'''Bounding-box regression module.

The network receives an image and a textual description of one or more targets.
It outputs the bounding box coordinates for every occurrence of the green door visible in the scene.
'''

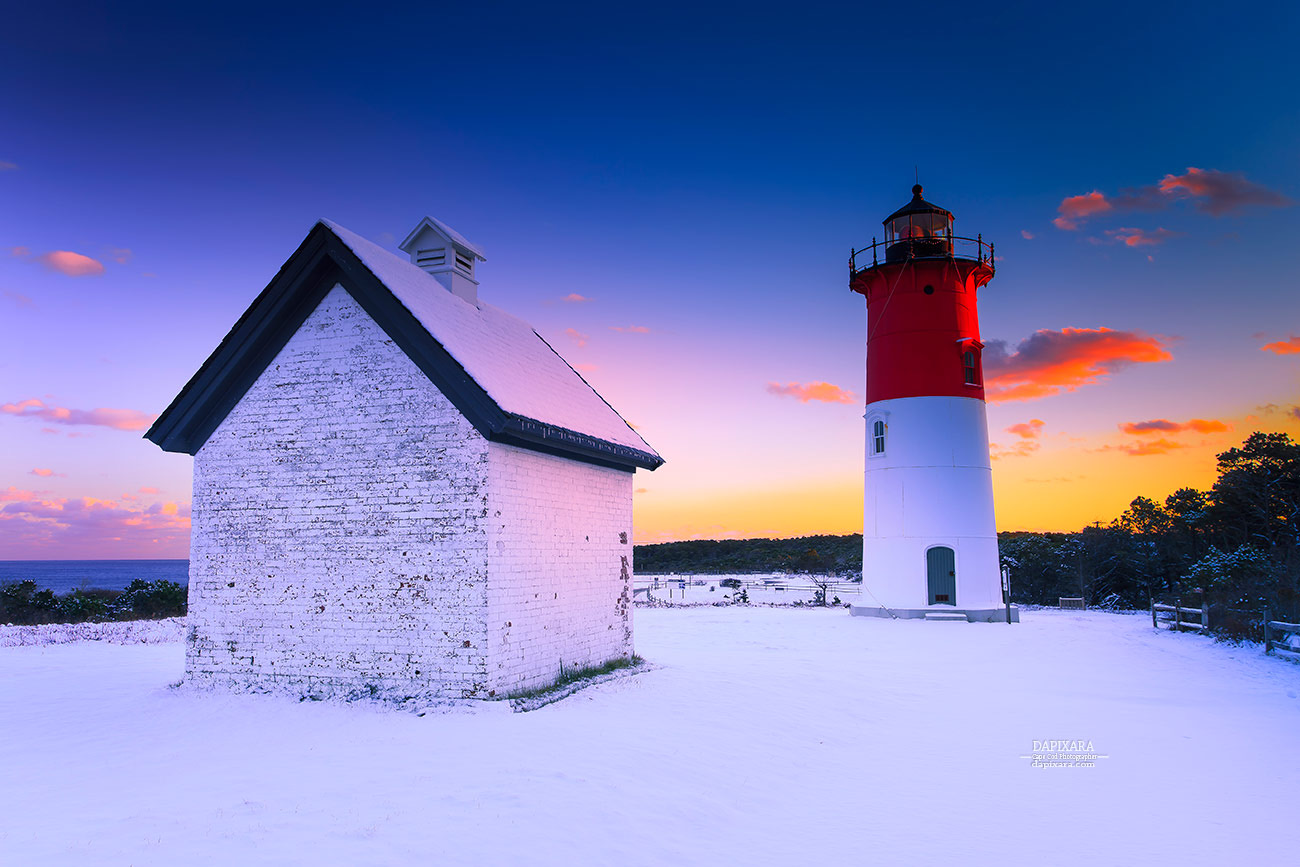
[927,546,956,606]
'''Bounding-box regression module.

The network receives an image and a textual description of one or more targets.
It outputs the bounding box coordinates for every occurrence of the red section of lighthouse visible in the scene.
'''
[847,185,1014,623]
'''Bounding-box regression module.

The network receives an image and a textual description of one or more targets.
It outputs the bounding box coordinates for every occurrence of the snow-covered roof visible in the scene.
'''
[145,220,661,471]
[398,215,486,261]
[322,220,652,457]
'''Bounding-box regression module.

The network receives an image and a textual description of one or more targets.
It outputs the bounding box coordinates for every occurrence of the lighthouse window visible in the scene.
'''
[963,351,979,385]
[872,420,886,455]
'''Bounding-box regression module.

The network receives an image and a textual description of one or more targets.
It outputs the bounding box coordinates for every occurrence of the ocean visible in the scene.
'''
[0,560,190,594]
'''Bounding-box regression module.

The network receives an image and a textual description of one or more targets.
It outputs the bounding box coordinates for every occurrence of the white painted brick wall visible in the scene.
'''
[485,443,634,693]
[188,285,492,700]
[187,283,639,702]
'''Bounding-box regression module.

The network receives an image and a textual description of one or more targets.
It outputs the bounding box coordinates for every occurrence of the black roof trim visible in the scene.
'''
[144,223,662,471]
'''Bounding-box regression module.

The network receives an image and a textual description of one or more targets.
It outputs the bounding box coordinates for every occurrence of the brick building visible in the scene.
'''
[146,216,662,701]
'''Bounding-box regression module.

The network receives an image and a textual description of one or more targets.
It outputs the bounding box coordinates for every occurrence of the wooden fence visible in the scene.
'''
[1151,597,1209,633]
[1264,617,1300,656]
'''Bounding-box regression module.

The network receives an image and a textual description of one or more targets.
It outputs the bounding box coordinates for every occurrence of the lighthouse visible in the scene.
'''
[848,185,1016,623]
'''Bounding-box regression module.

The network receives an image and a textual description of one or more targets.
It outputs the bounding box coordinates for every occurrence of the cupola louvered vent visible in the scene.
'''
[398,216,487,305]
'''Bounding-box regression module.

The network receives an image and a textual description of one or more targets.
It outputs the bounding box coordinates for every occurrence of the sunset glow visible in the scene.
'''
[1,4,1298,556]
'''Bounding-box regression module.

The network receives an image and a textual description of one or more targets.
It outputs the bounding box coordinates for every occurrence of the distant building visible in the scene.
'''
[147,216,662,700]
[847,187,1015,622]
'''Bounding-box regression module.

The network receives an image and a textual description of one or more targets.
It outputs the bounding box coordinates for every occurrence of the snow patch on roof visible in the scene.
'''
[322,220,656,458]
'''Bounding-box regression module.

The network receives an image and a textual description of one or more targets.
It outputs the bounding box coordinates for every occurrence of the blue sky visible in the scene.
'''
[2,1,1298,555]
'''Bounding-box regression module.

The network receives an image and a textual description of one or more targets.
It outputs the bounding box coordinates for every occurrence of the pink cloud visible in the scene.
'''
[573,363,599,373]
[37,251,106,277]
[991,419,1046,460]
[1020,230,1034,240]
[1,398,157,431]
[3,290,34,308]
[1,487,38,502]
[1053,191,1111,230]
[108,247,132,265]
[984,327,1173,402]
[0,160,16,171]
[1102,227,1180,247]
[561,293,591,303]
[0,493,191,558]
[1158,167,1292,215]
[610,325,651,334]
[1055,168,1289,231]
[564,328,589,348]
[1007,419,1046,439]
[766,381,857,404]
[10,246,31,257]
[138,487,161,495]
[1261,336,1300,355]
[29,468,64,477]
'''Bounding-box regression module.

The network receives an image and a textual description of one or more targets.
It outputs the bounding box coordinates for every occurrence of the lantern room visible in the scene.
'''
[883,184,953,263]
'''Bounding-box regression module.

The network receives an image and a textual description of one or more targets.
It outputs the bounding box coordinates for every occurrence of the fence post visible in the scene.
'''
[1201,601,1209,632]
[1175,596,1182,632]
[1150,596,1157,629]
[1264,609,1272,654]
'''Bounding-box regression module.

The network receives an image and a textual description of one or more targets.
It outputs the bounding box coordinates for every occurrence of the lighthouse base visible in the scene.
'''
[849,603,1019,623]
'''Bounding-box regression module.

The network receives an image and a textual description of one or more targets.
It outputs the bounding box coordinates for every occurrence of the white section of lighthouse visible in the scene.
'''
[848,186,1016,623]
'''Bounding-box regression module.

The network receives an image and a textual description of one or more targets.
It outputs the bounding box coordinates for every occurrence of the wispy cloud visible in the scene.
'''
[0,493,191,558]
[28,468,64,477]
[991,419,1046,460]
[766,381,857,404]
[3,290,34,309]
[573,363,599,373]
[108,247,132,265]
[1116,438,1186,457]
[562,293,591,303]
[1101,227,1180,247]
[1261,335,1300,355]
[1054,168,1290,231]
[1020,230,1035,240]
[1,398,157,431]
[983,327,1172,402]
[563,328,589,348]
[609,325,651,334]
[0,160,15,171]
[1120,418,1230,435]
[11,246,109,276]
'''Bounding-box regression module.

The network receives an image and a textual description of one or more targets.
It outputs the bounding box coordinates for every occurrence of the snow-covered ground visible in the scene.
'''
[1,608,1296,866]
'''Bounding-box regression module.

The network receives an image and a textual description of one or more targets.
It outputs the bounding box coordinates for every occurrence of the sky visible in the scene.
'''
[2,0,1299,558]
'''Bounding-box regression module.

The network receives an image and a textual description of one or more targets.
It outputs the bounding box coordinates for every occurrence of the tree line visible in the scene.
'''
[637,432,1300,625]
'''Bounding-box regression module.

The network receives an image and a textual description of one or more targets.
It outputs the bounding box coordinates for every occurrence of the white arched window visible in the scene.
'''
[963,350,979,385]
[872,419,886,455]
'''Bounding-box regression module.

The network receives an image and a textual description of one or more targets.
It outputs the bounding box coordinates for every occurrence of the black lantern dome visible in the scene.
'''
[883,184,953,263]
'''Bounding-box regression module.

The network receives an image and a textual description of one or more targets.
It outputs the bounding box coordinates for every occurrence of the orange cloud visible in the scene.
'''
[138,486,161,495]
[766,381,857,404]
[1120,418,1231,435]
[1261,336,1300,355]
[610,325,651,333]
[1118,438,1186,456]
[38,251,105,276]
[1053,191,1111,230]
[1,487,38,502]
[28,468,62,477]
[563,328,589,348]
[991,419,1046,460]
[984,327,1172,402]
[1103,227,1179,247]
[1,398,157,431]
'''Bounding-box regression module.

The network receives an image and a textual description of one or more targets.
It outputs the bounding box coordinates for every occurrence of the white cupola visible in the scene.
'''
[398,216,487,305]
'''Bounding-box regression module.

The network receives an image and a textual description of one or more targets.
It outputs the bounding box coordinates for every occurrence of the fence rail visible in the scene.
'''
[1151,597,1209,632]
[1264,618,1300,655]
